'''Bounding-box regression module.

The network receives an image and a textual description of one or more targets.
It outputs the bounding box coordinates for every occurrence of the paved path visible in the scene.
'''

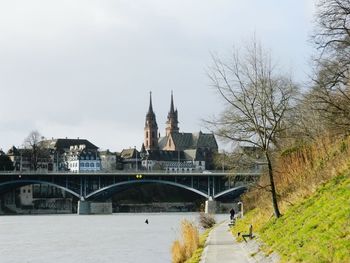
[200,220,254,263]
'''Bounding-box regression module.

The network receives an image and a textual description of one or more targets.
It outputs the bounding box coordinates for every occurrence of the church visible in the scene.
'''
[140,92,218,172]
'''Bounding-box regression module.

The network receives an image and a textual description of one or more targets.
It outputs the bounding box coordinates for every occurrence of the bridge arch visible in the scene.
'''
[85,179,209,200]
[213,186,247,199]
[0,180,81,199]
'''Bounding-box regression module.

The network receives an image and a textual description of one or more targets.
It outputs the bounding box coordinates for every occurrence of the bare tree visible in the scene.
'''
[314,0,350,56]
[206,40,297,218]
[311,0,350,134]
[24,130,44,171]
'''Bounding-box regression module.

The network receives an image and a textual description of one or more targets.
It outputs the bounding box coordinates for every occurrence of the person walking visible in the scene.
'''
[229,208,235,221]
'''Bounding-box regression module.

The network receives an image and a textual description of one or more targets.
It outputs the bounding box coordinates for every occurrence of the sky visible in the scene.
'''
[0,0,316,152]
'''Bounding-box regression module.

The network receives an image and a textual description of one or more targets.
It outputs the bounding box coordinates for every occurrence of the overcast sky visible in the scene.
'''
[0,0,316,152]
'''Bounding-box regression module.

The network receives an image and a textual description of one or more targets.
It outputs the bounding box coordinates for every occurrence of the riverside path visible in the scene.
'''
[200,220,253,263]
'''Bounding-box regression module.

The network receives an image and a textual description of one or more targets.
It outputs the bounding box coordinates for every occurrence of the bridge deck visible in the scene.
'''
[0,171,261,177]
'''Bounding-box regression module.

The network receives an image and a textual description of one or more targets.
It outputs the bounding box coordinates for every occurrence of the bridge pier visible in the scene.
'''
[77,201,112,215]
[205,197,218,214]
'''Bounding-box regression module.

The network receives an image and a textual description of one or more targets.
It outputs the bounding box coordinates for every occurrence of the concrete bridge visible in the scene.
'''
[0,171,260,214]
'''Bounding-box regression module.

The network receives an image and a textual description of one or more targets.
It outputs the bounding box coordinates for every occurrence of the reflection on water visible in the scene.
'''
[0,213,227,263]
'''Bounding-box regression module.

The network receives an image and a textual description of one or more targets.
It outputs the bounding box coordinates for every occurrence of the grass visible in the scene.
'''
[231,136,350,262]
[259,174,350,263]
[232,170,350,263]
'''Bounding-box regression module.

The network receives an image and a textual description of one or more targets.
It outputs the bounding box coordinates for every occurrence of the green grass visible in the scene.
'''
[233,173,350,263]
[185,228,212,263]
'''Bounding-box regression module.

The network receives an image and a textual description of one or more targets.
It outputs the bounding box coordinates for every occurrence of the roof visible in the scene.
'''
[158,136,168,149]
[41,138,98,150]
[146,150,185,162]
[159,131,218,151]
[143,149,205,162]
[194,132,218,149]
[66,147,100,159]
[120,148,139,159]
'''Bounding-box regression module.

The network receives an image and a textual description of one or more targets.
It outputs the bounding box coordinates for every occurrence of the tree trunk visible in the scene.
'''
[265,151,281,218]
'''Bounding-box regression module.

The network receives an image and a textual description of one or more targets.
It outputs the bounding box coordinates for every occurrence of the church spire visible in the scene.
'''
[148,91,154,114]
[144,91,159,150]
[166,91,179,136]
[170,90,175,114]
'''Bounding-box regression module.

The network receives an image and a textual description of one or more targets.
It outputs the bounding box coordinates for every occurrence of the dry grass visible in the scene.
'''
[242,135,350,214]
[171,219,200,263]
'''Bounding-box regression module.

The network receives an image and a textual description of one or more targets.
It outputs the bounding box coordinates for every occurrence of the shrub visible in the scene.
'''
[199,213,216,229]
[171,240,186,263]
[171,219,199,263]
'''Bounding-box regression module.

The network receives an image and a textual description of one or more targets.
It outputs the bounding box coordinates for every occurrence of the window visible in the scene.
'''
[28,189,31,193]
[86,163,89,167]
[90,163,94,167]
[169,140,171,147]
[96,163,100,167]
[81,163,85,167]
[23,189,26,193]
[146,131,148,137]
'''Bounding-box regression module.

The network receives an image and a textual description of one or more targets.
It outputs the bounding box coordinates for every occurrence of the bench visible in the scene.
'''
[241,224,253,242]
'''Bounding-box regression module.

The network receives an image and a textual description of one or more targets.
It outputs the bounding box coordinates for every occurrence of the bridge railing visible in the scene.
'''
[0,170,262,177]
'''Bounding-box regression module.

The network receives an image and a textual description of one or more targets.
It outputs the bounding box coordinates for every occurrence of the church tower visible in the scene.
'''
[165,91,179,136]
[144,92,159,150]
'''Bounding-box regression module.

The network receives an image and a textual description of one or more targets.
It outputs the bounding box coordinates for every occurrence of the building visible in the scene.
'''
[100,149,123,171]
[7,146,53,172]
[120,148,140,170]
[140,92,218,171]
[40,138,100,172]
[65,144,101,173]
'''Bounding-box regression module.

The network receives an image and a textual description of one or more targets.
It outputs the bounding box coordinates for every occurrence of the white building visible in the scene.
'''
[66,145,101,173]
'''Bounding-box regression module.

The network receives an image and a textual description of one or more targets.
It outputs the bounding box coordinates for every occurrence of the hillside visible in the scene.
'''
[232,137,350,262]
[262,174,349,262]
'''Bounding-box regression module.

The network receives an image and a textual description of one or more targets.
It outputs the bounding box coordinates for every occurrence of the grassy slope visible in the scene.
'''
[233,173,350,263]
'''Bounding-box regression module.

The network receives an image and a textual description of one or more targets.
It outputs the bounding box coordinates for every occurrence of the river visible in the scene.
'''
[0,213,227,263]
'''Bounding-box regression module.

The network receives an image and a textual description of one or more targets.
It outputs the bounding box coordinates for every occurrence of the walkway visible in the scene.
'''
[200,220,254,263]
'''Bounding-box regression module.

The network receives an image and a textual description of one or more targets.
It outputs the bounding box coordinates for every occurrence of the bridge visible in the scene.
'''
[0,171,260,214]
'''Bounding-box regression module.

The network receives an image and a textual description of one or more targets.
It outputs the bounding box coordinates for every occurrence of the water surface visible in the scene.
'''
[0,213,227,263]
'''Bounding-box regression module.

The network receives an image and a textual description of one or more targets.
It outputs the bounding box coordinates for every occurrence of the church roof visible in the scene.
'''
[194,132,218,149]
[159,131,218,150]
[142,148,206,162]
[171,132,193,149]
[146,150,183,161]
[158,136,168,149]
